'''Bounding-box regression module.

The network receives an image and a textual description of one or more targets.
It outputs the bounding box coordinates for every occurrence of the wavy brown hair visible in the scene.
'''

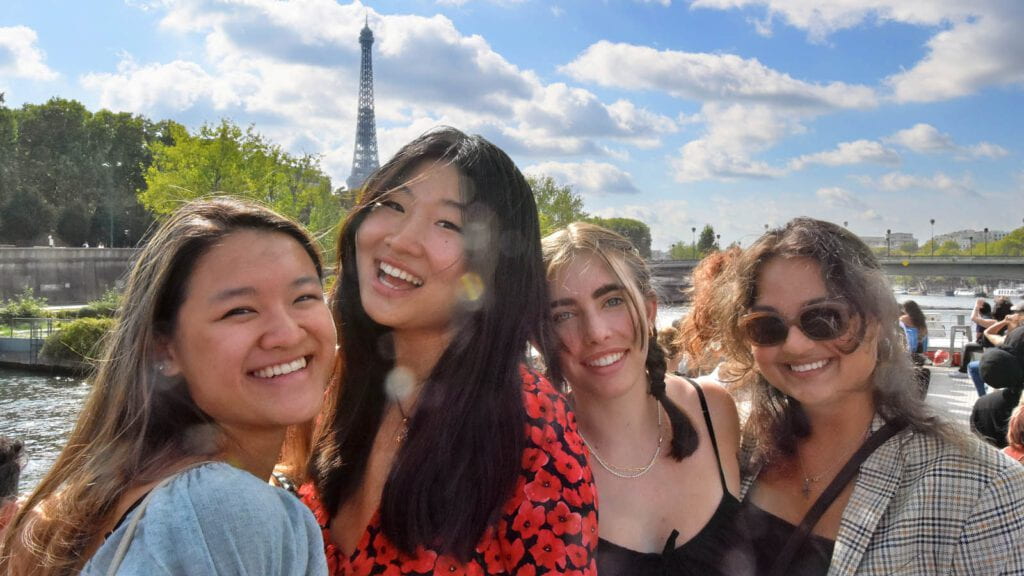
[676,246,741,376]
[542,221,698,460]
[708,217,961,466]
[0,197,323,575]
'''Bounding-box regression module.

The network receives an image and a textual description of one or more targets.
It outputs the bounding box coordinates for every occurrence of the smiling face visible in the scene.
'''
[163,229,337,439]
[548,253,654,400]
[750,256,877,411]
[355,161,467,339]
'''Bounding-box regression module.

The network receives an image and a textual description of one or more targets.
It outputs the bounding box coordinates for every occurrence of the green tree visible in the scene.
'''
[141,119,342,254]
[0,93,16,209]
[668,241,697,260]
[0,188,55,245]
[697,224,717,256]
[527,175,588,236]
[589,216,652,258]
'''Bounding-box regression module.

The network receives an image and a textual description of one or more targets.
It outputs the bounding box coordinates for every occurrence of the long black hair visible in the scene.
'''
[311,127,553,559]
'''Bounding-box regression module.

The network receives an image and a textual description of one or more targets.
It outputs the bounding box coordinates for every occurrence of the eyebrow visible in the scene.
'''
[550,283,623,309]
[209,276,321,303]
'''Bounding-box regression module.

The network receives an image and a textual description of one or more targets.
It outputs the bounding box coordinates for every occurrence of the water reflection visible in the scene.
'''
[0,368,89,493]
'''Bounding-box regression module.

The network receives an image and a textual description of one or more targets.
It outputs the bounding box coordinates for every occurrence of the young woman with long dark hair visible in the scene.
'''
[0,198,334,575]
[304,127,596,575]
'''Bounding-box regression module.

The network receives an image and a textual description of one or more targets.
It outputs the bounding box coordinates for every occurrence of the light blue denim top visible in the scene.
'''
[83,462,327,575]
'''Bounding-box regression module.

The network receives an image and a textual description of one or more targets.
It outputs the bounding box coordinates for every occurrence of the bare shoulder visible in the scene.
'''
[664,375,740,433]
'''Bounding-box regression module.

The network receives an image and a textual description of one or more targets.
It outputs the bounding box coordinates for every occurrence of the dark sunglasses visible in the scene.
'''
[739,303,851,346]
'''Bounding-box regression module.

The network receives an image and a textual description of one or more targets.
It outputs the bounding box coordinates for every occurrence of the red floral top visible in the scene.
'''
[301,367,598,575]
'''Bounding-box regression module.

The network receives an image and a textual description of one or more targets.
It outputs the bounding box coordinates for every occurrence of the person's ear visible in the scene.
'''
[645,297,658,328]
[154,337,182,377]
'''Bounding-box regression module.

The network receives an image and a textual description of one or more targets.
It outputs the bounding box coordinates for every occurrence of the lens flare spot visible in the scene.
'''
[459,272,485,302]
[385,365,416,401]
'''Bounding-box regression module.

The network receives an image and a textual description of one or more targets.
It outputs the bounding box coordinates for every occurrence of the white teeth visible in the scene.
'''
[254,357,307,378]
[790,359,828,373]
[586,351,624,368]
[379,262,423,287]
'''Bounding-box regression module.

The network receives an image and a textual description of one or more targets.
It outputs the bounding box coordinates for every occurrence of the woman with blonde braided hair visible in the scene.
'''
[541,222,753,575]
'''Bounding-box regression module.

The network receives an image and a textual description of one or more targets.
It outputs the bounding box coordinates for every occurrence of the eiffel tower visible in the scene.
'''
[346,17,379,190]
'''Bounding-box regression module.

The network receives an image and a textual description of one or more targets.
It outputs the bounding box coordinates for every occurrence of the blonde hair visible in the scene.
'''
[0,197,323,575]
[1008,396,1024,451]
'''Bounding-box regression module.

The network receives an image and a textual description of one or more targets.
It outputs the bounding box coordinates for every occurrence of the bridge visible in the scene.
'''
[649,256,1024,303]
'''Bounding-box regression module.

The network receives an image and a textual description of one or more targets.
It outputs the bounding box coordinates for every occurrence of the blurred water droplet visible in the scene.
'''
[460,272,485,302]
[385,365,416,401]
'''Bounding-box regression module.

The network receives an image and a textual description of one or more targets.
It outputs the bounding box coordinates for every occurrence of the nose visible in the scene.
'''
[582,312,613,345]
[780,322,815,354]
[385,215,425,257]
[260,306,306,350]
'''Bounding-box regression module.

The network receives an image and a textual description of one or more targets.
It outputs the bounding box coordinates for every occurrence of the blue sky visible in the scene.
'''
[2,0,1023,250]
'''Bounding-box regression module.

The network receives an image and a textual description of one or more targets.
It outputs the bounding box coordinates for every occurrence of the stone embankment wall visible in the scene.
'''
[0,247,136,304]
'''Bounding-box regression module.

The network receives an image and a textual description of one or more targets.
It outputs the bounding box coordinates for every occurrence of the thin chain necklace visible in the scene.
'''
[579,405,663,479]
[797,423,872,499]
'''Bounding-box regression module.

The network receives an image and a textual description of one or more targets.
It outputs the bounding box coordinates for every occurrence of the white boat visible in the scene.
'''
[954,289,977,297]
[892,287,909,295]
[992,286,1024,299]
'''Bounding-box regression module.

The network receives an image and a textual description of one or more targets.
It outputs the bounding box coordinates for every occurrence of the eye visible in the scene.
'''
[604,296,624,308]
[295,292,323,304]
[221,307,255,319]
[437,219,462,233]
[552,310,575,324]
[373,199,404,213]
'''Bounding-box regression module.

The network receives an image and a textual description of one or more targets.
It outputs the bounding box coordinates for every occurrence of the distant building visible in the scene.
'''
[860,232,916,251]
[346,17,380,191]
[933,229,1008,250]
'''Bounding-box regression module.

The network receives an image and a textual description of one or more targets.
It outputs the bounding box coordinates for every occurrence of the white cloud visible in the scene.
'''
[886,123,954,153]
[690,1,1024,103]
[790,140,900,170]
[886,123,1009,160]
[963,142,1009,159]
[523,161,641,195]
[81,57,241,114]
[816,186,866,209]
[0,26,59,81]
[561,41,876,110]
[865,171,977,196]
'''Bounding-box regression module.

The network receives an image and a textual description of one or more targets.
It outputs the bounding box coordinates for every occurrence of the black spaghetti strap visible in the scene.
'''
[685,377,728,491]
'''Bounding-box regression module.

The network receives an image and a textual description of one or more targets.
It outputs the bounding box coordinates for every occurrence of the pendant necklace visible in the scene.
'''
[579,405,663,479]
[395,399,411,444]
[797,423,872,499]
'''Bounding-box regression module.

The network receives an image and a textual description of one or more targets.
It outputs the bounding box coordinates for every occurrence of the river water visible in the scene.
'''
[0,294,987,495]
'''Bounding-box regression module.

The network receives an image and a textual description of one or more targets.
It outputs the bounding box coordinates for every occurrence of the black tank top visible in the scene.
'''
[595,380,756,576]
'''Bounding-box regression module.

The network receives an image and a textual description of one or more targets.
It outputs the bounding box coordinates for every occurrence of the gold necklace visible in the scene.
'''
[394,400,411,444]
[797,424,872,499]
[579,406,663,480]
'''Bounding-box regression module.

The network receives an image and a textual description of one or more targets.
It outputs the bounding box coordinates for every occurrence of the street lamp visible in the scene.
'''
[843,220,848,228]
[984,227,988,256]
[691,226,696,259]
[930,218,935,256]
[715,233,721,250]
[886,229,891,257]
[968,236,973,256]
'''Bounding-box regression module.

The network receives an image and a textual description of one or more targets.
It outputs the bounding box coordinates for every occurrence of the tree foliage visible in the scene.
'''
[141,119,343,255]
[697,224,717,256]
[588,216,652,258]
[527,175,588,236]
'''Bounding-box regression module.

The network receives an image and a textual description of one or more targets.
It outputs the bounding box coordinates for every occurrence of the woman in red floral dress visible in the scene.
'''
[303,127,597,575]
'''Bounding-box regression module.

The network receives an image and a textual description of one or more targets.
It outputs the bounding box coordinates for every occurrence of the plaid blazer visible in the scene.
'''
[741,416,1024,575]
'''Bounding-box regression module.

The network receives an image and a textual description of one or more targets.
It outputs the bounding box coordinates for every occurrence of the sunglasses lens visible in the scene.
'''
[743,315,789,346]
[799,306,848,340]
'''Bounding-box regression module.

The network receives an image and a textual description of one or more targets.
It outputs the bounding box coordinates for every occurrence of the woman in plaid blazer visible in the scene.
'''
[707,217,1024,575]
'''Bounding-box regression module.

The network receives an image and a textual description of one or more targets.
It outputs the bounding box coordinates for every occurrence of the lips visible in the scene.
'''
[251,356,308,378]
[584,350,625,368]
[378,261,424,289]
[789,358,829,373]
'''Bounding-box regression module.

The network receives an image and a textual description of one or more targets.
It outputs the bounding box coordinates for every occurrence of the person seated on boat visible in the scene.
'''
[970,326,1024,448]
[898,300,928,355]
[968,301,1019,397]
[959,299,993,373]
[0,436,23,531]
[1004,386,1024,463]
